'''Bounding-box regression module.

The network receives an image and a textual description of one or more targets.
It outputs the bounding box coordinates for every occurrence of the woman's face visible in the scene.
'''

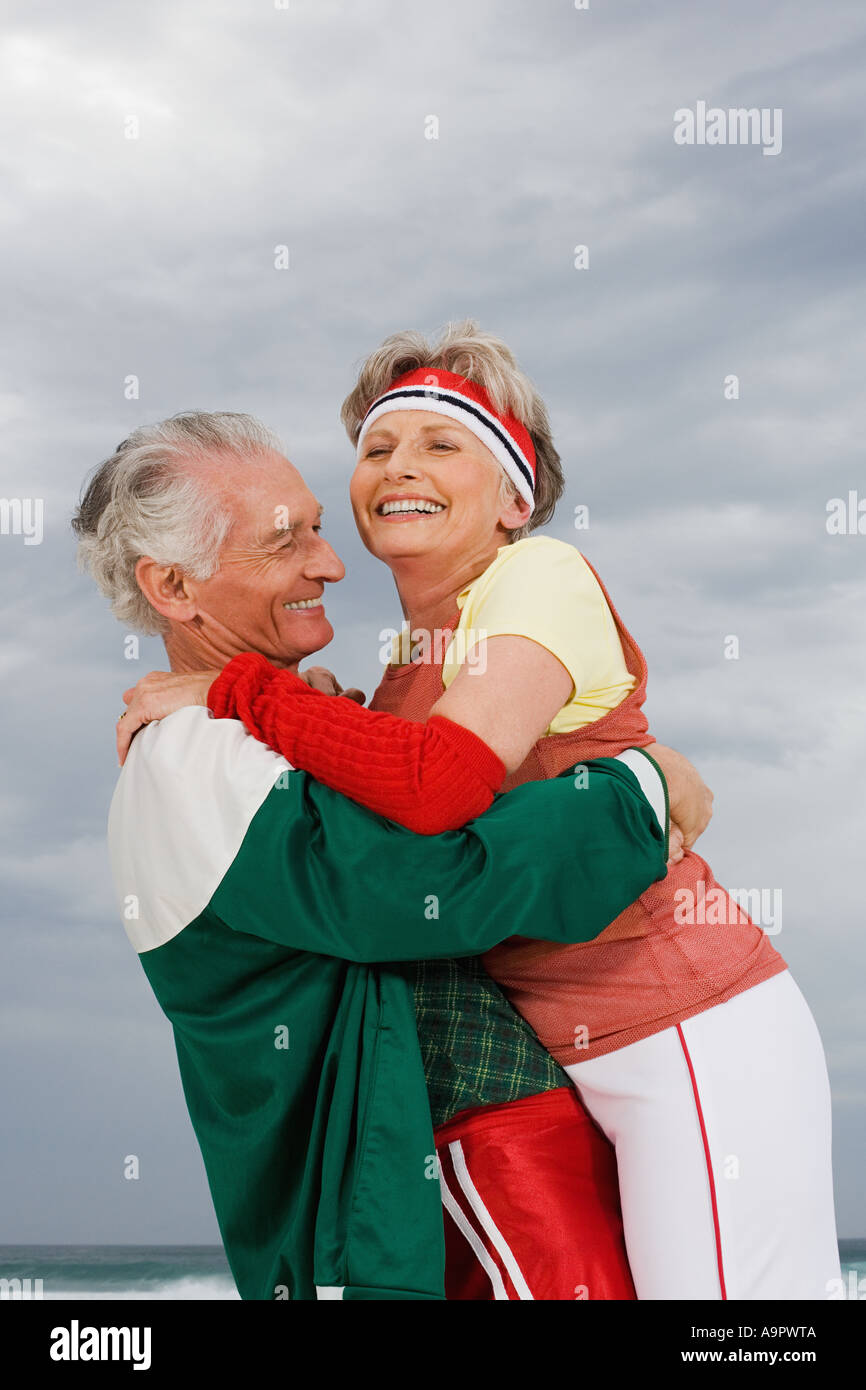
[350,410,530,570]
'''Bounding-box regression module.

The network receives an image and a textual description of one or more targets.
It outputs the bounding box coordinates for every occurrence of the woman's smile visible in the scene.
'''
[373,493,448,523]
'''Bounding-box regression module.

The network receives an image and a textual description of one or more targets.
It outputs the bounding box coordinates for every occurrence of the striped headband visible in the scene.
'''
[356,368,537,512]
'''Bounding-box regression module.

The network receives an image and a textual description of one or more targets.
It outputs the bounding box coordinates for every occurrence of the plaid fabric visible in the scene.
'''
[408,956,568,1128]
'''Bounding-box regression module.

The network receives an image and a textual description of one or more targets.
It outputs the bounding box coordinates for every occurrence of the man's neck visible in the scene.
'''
[164,625,299,675]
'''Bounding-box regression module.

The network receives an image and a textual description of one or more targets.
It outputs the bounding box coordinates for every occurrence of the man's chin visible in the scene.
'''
[273,614,335,664]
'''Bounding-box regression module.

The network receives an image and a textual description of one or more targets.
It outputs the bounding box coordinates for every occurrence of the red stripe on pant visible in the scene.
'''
[434,1087,636,1301]
[676,1023,728,1299]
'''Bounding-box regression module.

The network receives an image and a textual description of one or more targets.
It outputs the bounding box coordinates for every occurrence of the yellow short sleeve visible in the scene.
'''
[441,537,637,736]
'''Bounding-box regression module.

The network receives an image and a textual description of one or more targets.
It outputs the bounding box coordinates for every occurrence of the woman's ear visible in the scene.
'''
[498,492,532,534]
[135,556,199,624]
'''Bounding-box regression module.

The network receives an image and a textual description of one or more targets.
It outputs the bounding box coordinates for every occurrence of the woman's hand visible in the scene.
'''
[117,670,219,766]
[299,666,366,704]
[117,665,366,766]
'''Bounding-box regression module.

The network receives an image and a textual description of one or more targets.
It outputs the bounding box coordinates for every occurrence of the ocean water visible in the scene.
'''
[0,1242,863,1300]
[836,1240,866,1299]
[0,1245,239,1300]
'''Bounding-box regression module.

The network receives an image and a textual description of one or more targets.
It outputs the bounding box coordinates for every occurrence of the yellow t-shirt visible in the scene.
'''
[441,536,636,736]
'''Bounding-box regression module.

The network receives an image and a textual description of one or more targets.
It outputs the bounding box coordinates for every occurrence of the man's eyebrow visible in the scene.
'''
[261,504,324,544]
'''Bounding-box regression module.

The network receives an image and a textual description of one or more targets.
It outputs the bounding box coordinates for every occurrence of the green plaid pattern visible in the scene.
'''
[409,956,568,1129]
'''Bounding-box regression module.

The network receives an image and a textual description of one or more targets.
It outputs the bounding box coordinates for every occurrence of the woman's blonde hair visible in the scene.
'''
[341,320,564,539]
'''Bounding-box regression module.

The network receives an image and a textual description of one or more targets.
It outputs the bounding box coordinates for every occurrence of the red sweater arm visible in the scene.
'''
[207,652,506,834]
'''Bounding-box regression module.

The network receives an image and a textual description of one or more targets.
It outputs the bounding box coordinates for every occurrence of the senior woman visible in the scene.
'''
[121,324,840,1300]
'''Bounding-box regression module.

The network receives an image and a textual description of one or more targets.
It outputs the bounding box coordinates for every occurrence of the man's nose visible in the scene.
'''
[308,535,345,583]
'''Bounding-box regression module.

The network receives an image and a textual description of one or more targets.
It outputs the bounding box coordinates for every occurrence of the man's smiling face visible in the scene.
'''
[179,450,345,667]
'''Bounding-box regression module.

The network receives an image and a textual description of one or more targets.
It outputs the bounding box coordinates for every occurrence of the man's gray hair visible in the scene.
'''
[72,410,284,635]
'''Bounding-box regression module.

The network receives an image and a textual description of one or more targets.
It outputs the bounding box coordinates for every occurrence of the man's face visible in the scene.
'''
[183,451,345,667]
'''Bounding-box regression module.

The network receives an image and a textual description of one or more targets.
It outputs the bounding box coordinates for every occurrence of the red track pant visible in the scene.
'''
[435,1086,636,1300]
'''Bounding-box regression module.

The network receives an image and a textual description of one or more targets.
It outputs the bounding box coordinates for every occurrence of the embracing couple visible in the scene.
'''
[74,322,840,1301]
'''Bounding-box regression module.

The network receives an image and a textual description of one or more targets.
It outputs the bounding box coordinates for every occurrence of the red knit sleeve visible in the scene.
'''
[207,652,506,834]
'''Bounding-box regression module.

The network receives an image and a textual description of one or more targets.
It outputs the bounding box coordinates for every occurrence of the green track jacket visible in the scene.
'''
[107,707,667,1300]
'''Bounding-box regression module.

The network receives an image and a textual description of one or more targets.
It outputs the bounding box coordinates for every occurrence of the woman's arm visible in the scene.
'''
[115,635,569,834]
[429,633,574,772]
[209,632,572,828]
[116,540,711,842]
[117,655,709,848]
[203,648,520,834]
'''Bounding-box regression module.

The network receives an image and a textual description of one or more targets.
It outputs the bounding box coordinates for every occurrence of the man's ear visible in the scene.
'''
[135,557,199,624]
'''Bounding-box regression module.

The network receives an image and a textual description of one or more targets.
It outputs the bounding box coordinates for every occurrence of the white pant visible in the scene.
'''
[565,971,841,1299]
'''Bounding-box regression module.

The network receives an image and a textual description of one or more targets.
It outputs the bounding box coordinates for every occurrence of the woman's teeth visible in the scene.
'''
[378,500,445,515]
[283,598,323,610]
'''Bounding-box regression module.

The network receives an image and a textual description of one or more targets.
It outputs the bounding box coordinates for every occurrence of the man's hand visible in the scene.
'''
[117,670,219,766]
[645,742,713,863]
[667,822,686,867]
[299,665,366,705]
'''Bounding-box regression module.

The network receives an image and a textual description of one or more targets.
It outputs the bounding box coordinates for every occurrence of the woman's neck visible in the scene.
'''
[392,543,503,634]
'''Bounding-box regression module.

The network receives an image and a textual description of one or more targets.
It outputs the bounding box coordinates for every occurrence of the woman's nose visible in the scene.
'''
[383,444,420,480]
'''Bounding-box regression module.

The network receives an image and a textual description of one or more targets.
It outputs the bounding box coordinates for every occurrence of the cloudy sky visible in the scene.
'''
[1,0,864,1248]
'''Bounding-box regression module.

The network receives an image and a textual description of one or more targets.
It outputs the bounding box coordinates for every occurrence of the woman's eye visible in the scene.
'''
[365,447,388,459]
[430,441,456,451]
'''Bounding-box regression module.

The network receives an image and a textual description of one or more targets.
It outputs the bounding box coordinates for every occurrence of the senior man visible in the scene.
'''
[74,410,704,1301]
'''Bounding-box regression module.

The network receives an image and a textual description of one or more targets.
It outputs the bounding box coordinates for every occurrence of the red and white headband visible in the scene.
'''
[356,368,537,512]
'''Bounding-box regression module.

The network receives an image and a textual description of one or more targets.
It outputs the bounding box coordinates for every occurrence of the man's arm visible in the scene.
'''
[210,752,668,963]
[117,669,714,854]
